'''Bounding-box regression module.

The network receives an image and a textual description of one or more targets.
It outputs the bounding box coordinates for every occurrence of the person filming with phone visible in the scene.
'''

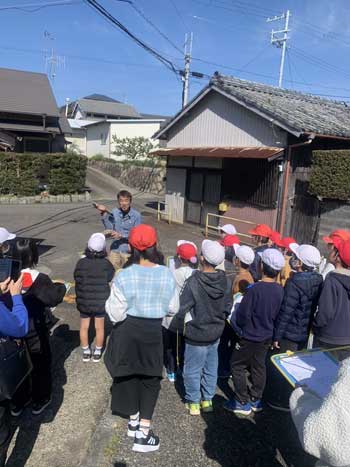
[93,190,141,269]
[0,272,28,467]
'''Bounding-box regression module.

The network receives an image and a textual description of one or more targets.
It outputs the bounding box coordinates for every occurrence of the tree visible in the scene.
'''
[112,136,153,160]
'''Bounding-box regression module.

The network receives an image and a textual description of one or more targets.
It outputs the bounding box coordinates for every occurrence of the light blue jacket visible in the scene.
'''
[102,207,141,253]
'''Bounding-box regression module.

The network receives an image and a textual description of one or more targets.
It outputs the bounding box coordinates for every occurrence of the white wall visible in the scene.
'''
[109,121,162,160]
[67,134,86,155]
[86,122,110,158]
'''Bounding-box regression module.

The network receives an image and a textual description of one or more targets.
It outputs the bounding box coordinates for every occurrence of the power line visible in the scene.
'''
[0,0,80,12]
[168,0,190,31]
[83,0,180,77]
[286,48,294,89]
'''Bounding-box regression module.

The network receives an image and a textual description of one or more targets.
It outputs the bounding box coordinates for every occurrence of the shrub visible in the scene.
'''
[309,150,350,200]
[0,152,87,196]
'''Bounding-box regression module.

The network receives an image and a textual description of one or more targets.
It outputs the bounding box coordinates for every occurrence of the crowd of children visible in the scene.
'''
[2,218,350,459]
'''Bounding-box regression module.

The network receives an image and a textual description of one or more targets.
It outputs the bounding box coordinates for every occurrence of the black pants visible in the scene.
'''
[162,328,178,374]
[111,375,161,420]
[218,322,236,377]
[264,339,306,409]
[313,337,350,361]
[0,401,10,467]
[13,332,52,407]
[231,338,270,404]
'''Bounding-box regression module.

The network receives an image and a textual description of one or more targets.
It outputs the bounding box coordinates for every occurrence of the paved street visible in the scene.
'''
[2,168,315,467]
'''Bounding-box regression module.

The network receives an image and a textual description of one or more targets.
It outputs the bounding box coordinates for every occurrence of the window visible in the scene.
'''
[100,132,107,145]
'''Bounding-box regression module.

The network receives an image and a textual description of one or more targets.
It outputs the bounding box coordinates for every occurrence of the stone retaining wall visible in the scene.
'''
[89,160,165,195]
[0,192,91,204]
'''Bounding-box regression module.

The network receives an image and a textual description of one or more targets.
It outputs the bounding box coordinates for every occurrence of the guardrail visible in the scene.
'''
[157,201,172,224]
[205,213,255,244]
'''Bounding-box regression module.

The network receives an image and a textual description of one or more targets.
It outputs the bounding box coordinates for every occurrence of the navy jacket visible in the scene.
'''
[313,270,350,345]
[274,271,323,343]
[236,281,284,342]
[250,244,269,282]
[170,270,233,346]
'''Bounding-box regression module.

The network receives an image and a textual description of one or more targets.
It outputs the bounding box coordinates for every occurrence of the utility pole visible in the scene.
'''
[267,10,290,88]
[181,33,193,108]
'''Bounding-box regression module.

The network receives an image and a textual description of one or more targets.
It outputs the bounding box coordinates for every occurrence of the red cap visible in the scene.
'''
[323,229,350,245]
[281,237,297,250]
[220,235,241,247]
[176,243,197,262]
[248,224,273,237]
[269,231,284,247]
[336,239,350,267]
[129,224,157,251]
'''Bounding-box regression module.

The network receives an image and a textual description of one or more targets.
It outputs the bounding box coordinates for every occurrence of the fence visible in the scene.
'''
[205,213,255,245]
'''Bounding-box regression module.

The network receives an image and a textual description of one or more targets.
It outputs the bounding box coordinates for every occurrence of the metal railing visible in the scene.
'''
[205,213,255,244]
[157,201,172,224]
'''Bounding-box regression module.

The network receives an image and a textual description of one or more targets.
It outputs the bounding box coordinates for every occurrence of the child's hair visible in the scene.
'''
[13,238,39,269]
[262,262,279,279]
[258,236,270,245]
[301,263,314,272]
[225,246,235,263]
[84,247,107,259]
[125,245,165,267]
[240,261,250,270]
[175,255,198,269]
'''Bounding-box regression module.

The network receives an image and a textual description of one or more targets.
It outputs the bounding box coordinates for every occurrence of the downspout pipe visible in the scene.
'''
[279,134,315,236]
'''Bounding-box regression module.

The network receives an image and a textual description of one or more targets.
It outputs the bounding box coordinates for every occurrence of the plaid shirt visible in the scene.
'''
[107,264,176,320]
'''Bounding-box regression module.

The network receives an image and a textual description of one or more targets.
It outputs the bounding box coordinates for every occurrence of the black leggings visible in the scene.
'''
[111,375,161,420]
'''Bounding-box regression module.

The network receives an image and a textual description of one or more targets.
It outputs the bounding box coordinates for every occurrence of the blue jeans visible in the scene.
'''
[183,340,219,403]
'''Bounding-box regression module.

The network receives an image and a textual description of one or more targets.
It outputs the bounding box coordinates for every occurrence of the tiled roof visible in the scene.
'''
[78,99,140,118]
[0,67,60,117]
[211,73,350,138]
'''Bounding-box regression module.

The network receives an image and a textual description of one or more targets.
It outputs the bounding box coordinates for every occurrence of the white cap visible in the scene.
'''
[201,240,225,266]
[88,233,106,252]
[290,243,321,269]
[177,240,198,252]
[234,244,255,266]
[0,227,16,244]
[258,248,285,271]
[220,224,237,235]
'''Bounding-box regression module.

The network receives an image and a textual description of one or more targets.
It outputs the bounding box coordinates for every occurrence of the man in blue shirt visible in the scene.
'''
[95,190,141,269]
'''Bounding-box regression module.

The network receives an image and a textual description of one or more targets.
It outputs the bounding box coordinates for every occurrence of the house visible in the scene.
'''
[67,118,167,158]
[152,72,350,243]
[0,67,70,152]
[63,94,141,120]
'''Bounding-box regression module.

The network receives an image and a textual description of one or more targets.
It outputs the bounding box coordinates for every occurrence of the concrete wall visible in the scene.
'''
[89,160,165,195]
[166,91,287,148]
[67,134,86,155]
[86,122,110,158]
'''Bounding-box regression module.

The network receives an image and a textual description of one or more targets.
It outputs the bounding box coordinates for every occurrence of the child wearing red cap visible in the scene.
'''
[248,224,273,282]
[319,230,350,279]
[162,242,198,382]
[104,224,178,452]
[313,238,350,360]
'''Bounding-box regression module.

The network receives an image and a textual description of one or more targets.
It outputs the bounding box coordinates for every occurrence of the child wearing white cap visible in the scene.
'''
[170,240,233,415]
[74,233,115,362]
[265,244,323,411]
[224,248,284,416]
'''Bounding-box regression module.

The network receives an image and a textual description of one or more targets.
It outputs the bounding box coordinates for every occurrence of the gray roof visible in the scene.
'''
[0,67,60,117]
[84,93,120,103]
[78,98,140,118]
[211,73,350,138]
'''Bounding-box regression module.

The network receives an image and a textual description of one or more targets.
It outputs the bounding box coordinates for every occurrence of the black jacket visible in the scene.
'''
[250,244,269,282]
[170,270,232,346]
[274,271,323,343]
[74,257,114,315]
[313,270,350,345]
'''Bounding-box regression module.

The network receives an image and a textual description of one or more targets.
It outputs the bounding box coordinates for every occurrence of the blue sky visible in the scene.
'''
[1,0,350,115]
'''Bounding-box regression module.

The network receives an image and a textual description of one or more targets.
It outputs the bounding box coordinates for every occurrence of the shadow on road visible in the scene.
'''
[6,323,80,467]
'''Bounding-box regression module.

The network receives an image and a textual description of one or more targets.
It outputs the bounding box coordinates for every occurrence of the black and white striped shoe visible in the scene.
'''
[132,430,160,453]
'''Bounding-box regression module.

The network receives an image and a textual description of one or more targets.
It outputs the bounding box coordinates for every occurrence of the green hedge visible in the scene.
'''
[0,152,87,196]
[309,150,350,200]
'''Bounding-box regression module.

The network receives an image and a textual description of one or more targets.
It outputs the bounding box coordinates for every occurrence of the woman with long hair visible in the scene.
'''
[104,224,178,453]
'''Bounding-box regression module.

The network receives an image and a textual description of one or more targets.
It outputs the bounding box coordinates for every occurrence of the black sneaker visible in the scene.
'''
[92,351,102,363]
[83,349,91,362]
[132,430,160,453]
[10,399,31,417]
[32,398,52,415]
[127,421,139,438]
